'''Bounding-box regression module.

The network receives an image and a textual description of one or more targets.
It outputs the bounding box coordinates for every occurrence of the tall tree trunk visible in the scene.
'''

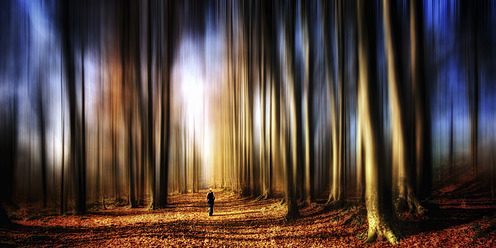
[357,0,398,244]
[61,0,83,215]
[293,1,304,202]
[469,5,479,177]
[0,84,17,227]
[336,0,346,204]
[283,0,299,220]
[301,0,315,203]
[130,0,146,207]
[449,94,454,178]
[79,39,87,215]
[410,0,432,201]
[383,0,422,213]
[128,111,137,207]
[147,0,157,209]
[159,0,172,208]
[320,0,339,204]
[268,0,279,198]
[37,79,48,208]
[60,66,65,214]
[183,127,187,194]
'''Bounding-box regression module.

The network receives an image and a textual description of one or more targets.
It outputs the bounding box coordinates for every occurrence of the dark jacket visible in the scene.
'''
[207,192,215,206]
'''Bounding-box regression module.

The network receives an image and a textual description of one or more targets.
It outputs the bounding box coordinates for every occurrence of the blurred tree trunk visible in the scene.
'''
[112,88,119,202]
[302,0,315,203]
[192,129,197,193]
[293,0,305,202]
[183,127,187,194]
[356,112,365,203]
[383,0,422,213]
[147,0,157,209]
[0,89,17,227]
[449,94,454,178]
[410,0,432,201]
[336,0,346,204]
[491,150,495,198]
[465,2,479,176]
[97,81,103,209]
[37,78,48,208]
[283,0,299,220]
[121,0,137,209]
[130,0,146,207]
[259,0,267,197]
[79,35,87,215]
[267,0,279,198]
[158,0,172,208]
[60,65,65,214]
[320,0,339,204]
[230,0,239,193]
[248,0,256,197]
[357,0,398,244]
[61,0,84,215]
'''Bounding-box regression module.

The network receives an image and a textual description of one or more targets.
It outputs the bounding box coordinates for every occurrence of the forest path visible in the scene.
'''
[1,189,495,247]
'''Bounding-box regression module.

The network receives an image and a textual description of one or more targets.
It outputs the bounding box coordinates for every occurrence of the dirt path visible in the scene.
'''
[1,189,495,247]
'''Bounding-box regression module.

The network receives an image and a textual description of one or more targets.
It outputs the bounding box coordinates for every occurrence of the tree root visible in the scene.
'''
[364,224,400,245]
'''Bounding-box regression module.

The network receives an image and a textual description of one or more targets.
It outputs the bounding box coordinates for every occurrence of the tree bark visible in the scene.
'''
[37,78,48,208]
[320,0,339,204]
[357,0,398,244]
[158,0,172,208]
[147,0,157,209]
[410,0,432,201]
[283,0,299,220]
[61,0,84,215]
[383,0,422,213]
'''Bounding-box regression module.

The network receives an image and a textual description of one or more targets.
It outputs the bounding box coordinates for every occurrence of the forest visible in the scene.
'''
[1,0,496,247]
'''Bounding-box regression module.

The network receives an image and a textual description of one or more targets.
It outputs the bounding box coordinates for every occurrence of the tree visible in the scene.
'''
[283,0,299,220]
[36,73,48,208]
[300,0,316,203]
[357,0,398,244]
[158,0,173,209]
[320,0,339,205]
[147,0,157,209]
[121,0,138,208]
[0,90,17,227]
[60,58,66,214]
[383,0,422,213]
[61,0,85,215]
[410,0,432,201]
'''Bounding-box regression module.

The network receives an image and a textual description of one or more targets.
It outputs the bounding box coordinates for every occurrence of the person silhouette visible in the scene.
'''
[207,188,215,216]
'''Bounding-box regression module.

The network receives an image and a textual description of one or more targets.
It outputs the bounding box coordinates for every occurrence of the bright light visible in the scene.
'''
[178,37,205,122]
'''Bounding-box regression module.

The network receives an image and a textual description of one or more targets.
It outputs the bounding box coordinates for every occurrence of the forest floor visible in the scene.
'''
[1,181,496,247]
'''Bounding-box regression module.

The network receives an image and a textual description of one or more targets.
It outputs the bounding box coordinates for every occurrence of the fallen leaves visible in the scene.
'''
[1,190,495,247]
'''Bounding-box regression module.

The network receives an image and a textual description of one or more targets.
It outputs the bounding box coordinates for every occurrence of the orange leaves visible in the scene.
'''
[2,191,496,247]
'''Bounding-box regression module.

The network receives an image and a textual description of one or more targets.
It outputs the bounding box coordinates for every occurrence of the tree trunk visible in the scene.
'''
[284,0,299,220]
[383,0,422,213]
[410,0,432,201]
[37,79,48,208]
[449,94,454,178]
[320,0,339,204]
[60,69,65,214]
[336,0,346,204]
[79,40,87,215]
[268,0,279,198]
[357,0,398,244]
[61,0,83,215]
[293,1,305,202]
[158,0,172,208]
[147,0,157,209]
